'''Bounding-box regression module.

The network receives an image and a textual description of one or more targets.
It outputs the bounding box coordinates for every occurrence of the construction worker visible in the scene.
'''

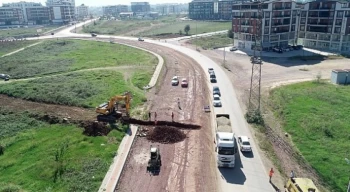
[171,112,174,122]
[269,168,274,182]
[290,170,295,179]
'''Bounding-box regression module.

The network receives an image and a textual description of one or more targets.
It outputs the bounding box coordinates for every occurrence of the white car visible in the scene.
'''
[237,136,252,152]
[213,94,222,107]
[171,76,179,86]
[229,46,238,51]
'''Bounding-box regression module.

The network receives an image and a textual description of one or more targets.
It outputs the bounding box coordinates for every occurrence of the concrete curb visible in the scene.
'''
[98,125,138,192]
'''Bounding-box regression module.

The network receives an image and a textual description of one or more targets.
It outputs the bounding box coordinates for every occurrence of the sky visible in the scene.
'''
[1,0,191,6]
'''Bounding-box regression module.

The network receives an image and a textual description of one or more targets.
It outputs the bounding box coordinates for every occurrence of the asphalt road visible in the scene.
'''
[30,21,275,192]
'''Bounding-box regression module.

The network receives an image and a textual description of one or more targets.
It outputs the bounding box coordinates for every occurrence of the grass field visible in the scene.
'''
[269,81,350,191]
[140,21,231,36]
[0,40,157,78]
[0,70,151,108]
[0,40,38,57]
[189,34,233,49]
[82,15,180,35]
[0,25,60,38]
[0,109,124,191]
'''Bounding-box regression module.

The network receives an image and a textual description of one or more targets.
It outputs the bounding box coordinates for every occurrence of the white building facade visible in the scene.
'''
[76,4,89,19]
[46,0,75,24]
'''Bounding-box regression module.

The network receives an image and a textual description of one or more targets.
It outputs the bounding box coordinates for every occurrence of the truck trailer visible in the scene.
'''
[215,114,237,168]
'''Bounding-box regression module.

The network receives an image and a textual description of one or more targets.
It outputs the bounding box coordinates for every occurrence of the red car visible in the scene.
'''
[181,78,188,87]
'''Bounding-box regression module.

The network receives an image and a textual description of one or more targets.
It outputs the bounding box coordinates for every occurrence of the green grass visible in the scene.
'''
[0,40,38,57]
[269,81,350,192]
[0,40,157,79]
[131,71,153,89]
[82,15,184,36]
[140,21,231,36]
[189,34,233,49]
[0,70,149,108]
[0,109,124,191]
[0,25,60,38]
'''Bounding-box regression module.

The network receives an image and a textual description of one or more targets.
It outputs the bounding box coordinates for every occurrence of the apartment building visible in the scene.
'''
[2,2,47,24]
[102,5,128,17]
[76,4,89,19]
[0,7,24,25]
[298,0,350,52]
[189,0,239,20]
[232,0,300,50]
[131,2,151,13]
[155,4,182,15]
[46,0,75,24]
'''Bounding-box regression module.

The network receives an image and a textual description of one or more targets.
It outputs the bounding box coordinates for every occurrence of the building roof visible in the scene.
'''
[120,12,134,14]
[332,69,350,73]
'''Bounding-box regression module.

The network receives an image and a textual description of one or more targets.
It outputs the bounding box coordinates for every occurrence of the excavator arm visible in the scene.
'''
[96,92,131,118]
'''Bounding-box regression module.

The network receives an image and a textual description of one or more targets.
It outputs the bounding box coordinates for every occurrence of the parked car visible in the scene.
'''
[229,46,238,51]
[138,37,144,41]
[171,76,179,86]
[0,74,10,81]
[213,94,222,107]
[208,68,214,74]
[237,136,252,152]
[91,33,97,37]
[294,45,303,50]
[273,47,283,53]
[181,78,188,87]
[213,86,221,96]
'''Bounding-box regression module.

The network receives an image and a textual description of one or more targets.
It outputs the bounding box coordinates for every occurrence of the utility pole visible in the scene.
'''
[247,1,263,121]
[196,21,198,50]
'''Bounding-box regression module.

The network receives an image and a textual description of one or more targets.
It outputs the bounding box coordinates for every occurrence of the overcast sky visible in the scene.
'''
[1,0,190,6]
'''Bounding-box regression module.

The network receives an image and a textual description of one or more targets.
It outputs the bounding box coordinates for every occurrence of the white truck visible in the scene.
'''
[215,114,237,168]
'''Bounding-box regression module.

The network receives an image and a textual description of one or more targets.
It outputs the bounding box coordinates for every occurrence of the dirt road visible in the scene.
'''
[114,40,218,192]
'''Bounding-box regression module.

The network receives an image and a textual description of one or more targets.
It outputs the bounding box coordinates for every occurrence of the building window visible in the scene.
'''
[300,25,305,31]
[301,11,307,17]
[291,25,295,31]
[335,19,342,25]
[335,27,341,33]
[292,10,296,16]
[265,19,270,26]
[264,27,269,34]
[301,18,306,24]
[292,18,296,24]
[337,11,343,18]
[265,11,270,18]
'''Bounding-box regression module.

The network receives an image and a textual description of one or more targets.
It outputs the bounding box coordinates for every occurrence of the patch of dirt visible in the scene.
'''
[0,94,96,121]
[146,126,187,144]
[80,121,110,136]
[115,39,218,192]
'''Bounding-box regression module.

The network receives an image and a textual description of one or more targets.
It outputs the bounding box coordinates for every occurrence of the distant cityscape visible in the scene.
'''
[0,0,349,52]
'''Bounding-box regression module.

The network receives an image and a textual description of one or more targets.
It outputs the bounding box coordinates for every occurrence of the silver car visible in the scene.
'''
[213,94,222,107]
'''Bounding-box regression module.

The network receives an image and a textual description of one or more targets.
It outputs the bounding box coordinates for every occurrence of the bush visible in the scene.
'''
[245,110,264,125]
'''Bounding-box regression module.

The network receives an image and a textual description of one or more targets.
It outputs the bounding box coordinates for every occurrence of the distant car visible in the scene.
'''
[273,47,283,53]
[171,76,179,86]
[213,94,222,107]
[51,32,54,35]
[0,74,10,81]
[91,33,97,37]
[229,46,238,51]
[138,37,144,41]
[210,74,217,83]
[213,86,221,96]
[208,68,214,74]
[181,78,188,87]
[237,136,252,152]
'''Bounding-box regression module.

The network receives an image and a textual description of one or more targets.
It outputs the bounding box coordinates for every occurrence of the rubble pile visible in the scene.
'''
[146,126,186,144]
[81,121,111,136]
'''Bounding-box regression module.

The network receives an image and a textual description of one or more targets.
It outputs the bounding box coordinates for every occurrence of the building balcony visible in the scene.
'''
[307,29,328,33]
[273,22,290,26]
[240,30,251,33]
[273,15,291,18]
[308,22,332,25]
[273,7,292,10]
[241,23,251,26]
[272,30,289,33]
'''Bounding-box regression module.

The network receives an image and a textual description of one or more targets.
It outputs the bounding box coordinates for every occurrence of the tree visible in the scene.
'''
[179,30,183,35]
[184,24,190,35]
[227,29,233,38]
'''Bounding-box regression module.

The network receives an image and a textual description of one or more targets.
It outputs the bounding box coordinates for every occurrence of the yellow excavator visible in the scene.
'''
[285,177,319,192]
[96,92,132,122]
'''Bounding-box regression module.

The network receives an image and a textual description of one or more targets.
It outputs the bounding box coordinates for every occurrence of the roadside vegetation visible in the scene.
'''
[140,21,231,37]
[0,70,149,108]
[269,81,350,191]
[0,25,60,38]
[189,34,233,49]
[0,40,157,78]
[0,40,38,57]
[0,109,124,191]
[82,15,182,35]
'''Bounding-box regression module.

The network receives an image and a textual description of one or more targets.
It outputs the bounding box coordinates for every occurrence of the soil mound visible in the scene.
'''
[146,126,186,144]
[81,121,111,136]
